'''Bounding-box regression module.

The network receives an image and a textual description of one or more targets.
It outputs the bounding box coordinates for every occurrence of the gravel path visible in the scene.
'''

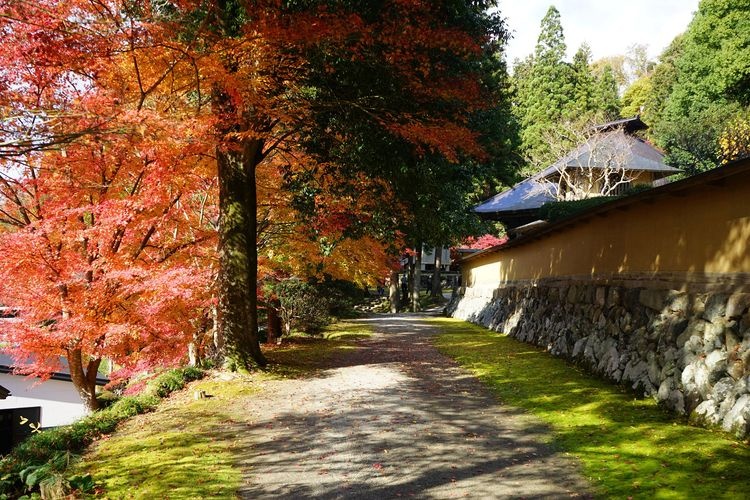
[236,313,592,499]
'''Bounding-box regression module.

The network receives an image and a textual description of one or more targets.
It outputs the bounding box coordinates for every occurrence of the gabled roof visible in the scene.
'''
[539,132,680,178]
[0,354,109,386]
[474,118,680,219]
[474,177,556,214]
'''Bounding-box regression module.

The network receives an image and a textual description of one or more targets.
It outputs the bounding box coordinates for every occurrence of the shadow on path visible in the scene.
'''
[234,312,593,499]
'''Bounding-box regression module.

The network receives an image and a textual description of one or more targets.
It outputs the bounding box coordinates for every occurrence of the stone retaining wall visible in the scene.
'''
[447,281,750,437]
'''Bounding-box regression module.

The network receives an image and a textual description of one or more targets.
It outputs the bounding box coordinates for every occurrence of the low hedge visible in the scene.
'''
[0,366,203,499]
[538,196,616,222]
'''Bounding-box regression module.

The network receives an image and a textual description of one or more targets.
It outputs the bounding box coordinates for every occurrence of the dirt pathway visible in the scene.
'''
[235,313,592,499]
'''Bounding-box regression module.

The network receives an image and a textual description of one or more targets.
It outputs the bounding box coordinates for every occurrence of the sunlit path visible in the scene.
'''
[234,313,592,499]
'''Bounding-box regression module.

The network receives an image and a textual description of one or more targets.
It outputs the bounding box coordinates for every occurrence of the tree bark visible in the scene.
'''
[411,244,422,312]
[431,245,443,298]
[188,333,200,367]
[405,255,414,309]
[216,136,266,370]
[388,269,399,313]
[242,138,268,365]
[266,297,282,345]
[66,349,101,412]
[211,304,224,363]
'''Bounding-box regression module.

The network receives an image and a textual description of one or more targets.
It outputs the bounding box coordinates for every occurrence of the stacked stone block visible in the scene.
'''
[448,283,750,437]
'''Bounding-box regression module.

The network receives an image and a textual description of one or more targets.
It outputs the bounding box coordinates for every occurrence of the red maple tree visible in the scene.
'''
[0,0,506,403]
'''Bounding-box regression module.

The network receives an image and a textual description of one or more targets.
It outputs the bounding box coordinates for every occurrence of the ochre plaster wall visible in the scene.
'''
[465,166,750,288]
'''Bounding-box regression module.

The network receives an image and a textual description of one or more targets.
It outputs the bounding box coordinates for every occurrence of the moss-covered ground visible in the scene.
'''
[76,320,371,498]
[431,317,750,499]
[75,376,251,499]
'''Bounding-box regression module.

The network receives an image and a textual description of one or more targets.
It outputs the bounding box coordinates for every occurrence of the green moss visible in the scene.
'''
[431,318,750,499]
[77,377,250,499]
[0,368,205,498]
[321,320,372,340]
[265,320,371,378]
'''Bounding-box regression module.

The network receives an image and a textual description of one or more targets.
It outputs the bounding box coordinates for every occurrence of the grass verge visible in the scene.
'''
[431,317,750,499]
[75,374,253,499]
[264,320,372,378]
[76,319,372,497]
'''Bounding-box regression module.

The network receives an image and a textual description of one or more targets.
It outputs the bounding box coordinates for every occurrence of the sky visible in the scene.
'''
[498,0,700,65]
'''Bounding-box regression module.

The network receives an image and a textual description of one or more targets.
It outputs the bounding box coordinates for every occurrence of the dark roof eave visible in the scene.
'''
[475,207,540,217]
[0,364,109,386]
[459,158,750,265]
[592,116,647,133]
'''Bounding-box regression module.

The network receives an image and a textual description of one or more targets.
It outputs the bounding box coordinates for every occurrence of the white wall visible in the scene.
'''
[420,246,452,268]
[0,373,88,427]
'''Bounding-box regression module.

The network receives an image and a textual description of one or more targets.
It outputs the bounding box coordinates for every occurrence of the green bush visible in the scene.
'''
[95,390,119,409]
[313,278,366,318]
[538,196,617,222]
[0,367,204,499]
[107,394,160,420]
[272,278,331,336]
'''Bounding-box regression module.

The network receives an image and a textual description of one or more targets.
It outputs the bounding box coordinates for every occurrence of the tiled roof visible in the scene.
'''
[474,177,556,214]
[540,132,680,177]
[475,130,680,216]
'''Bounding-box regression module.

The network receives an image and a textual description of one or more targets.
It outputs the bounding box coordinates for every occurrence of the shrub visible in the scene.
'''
[313,278,366,318]
[273,278,331,336]
[538,196,617,222]
[151,367,202,397]
[0,367,204,499]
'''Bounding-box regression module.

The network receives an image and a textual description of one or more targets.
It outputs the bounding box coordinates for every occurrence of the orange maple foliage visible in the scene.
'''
[0,111,216,408]
[0,0,502,401]
[256,150,401,286]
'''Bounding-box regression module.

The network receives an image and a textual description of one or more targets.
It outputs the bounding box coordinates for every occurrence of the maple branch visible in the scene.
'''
[260,125,300,161]
[0,173,33,224]
[129,170,146,196]
[156,235,213,264]
[0,131,89,159]
[0,207,28,227]
[131,192,182,261]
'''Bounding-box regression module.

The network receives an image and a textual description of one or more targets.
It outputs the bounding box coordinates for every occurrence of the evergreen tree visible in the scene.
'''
[642,35,685,126]
[648,0,750,173]
[569,43,597,118]
[515,6,574,167]
[593,65,621,120]
[620,75,653,118]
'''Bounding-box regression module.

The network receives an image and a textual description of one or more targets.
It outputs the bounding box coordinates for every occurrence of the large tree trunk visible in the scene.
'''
[242,138,268,366]
[411,244,422,312]
[388,269,399,313]
[66,349,101,412]
[188,332,201,367]
[431,245,443,298]
[266,297,282,345]
[211,304,224,363]
[212,0,267,370]
[216,137,266,370]
[405,255,414,308]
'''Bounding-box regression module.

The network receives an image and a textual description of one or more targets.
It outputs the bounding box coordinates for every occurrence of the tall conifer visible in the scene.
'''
[515,6,574,166]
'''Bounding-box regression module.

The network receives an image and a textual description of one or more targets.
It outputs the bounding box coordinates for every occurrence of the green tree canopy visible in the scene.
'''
[515,6,575,167]
[645,0,750,173]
